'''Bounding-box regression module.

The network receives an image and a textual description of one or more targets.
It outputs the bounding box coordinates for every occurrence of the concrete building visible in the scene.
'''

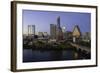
[38,32,43,37]
[50,24,57,39]
[43,32,48,36]
[28,25,35,36]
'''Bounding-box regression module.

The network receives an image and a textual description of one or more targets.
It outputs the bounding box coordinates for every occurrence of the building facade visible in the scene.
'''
[28,25,35,36]
[56,17,63,41]
[50,24,57,39]
[72,25,81,43]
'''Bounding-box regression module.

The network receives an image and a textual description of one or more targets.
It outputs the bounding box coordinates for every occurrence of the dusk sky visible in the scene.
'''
[22,10,91,35]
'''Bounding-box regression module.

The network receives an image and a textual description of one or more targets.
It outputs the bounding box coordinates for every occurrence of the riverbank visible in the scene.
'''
[23,41,77,50]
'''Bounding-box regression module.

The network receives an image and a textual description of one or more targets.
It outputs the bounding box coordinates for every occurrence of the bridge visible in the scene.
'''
[70,42,90,53]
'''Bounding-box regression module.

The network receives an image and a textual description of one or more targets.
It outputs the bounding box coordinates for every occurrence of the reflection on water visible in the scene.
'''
[23,48,90,62]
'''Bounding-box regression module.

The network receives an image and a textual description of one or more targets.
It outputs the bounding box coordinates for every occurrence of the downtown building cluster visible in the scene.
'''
[24,16,90,43]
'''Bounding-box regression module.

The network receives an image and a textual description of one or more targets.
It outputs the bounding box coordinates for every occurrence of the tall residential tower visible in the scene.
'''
[50,24,57,39]
[28,25,35,36]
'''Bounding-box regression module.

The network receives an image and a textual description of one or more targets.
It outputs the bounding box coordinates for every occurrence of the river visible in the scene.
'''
[23,48,90,62]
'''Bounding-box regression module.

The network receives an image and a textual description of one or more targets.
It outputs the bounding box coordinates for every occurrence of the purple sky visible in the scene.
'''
[22,10,91,35]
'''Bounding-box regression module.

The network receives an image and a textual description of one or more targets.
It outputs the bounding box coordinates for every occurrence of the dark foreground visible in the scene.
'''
[23,48,90,62]
[23,40,91,62]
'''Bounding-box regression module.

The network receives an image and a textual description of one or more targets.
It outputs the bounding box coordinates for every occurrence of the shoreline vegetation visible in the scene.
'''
[23,40,77,51]
[23,40,91,60]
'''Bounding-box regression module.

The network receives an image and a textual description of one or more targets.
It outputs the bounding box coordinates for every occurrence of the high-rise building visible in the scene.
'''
[62,26,66,33]
[50,24,57,39]
[56,16,63,40]
[28,25,35,36]
[50,17,63,41]
[72,25,81,43]
[57,16,60,29]
[62,26,66,39]
[72,25,81,38]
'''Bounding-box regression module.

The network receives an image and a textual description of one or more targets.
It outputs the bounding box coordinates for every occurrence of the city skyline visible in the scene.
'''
[23,10,91,35]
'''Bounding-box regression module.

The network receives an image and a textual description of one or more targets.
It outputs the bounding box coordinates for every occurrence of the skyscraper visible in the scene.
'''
[56,16,63,41]
[57,16,61,29]
[72,25,81,43]
[62,26,66,39]
[50,24,57,39]
[62,26,66,33]
[28,25,35,36]
[72,25,81,38]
